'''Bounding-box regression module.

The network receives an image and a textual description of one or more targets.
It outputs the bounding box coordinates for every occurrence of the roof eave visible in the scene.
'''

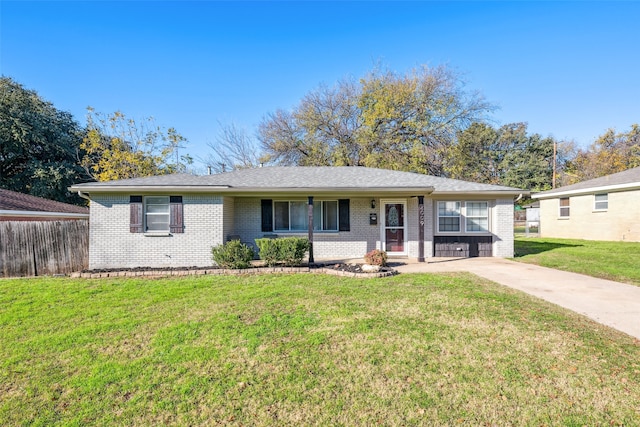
[532,182,640,199]
[432,190,527,197]
[70,185,436,196]
[0,210,89,218]
[69,185,231,193]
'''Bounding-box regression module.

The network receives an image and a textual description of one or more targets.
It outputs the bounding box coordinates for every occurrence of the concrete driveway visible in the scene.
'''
[395,258,640,340]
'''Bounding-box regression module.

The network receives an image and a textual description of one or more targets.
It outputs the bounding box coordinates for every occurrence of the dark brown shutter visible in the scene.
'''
[130,196,143,233]
[338,199,350,232]
[169,196,183,233]
[261,199,273,232]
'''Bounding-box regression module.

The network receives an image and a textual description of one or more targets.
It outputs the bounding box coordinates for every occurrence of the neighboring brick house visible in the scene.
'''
[0,188,89,221]
[70,166,525,269]
[532,166,640,241]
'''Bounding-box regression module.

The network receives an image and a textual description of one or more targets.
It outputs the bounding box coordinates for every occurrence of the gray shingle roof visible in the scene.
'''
[534,166,640,198]
[71,166,525,194]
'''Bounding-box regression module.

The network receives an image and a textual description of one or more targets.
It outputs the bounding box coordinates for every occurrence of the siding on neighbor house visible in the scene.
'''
[539,190,640,242]
[88,194,224,269]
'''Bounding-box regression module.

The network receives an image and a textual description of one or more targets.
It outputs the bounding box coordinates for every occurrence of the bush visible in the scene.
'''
[211,240,254,269]
[254,238,280,267]
[255,237,310,267]
[364,249,387,266]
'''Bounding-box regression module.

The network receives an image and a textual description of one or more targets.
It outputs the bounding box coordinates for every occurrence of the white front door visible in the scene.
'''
[381,200,407,256]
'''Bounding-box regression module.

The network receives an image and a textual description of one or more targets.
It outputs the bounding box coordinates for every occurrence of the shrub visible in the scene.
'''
[254,238,280,267]
[364,249,387,266]
[255,237,310,267]
[211,240,255,269]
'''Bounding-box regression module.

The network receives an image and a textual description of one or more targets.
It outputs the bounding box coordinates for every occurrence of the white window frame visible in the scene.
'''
[594,193,608,211]
[465,201,489,233]
[273,200,339,232]
[437,201,461,233]
[559,197,570,218]
[144,196,170,232]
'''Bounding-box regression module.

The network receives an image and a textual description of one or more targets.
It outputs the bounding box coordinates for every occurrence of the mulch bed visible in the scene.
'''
[319,263,396,274]
[72,263,398,279]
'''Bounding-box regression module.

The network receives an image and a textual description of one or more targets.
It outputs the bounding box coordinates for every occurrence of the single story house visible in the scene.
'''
[70,166,525,270]
[0,188,89,221]
[532,166,640,241]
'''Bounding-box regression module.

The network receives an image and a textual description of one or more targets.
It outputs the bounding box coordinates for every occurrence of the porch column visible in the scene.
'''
[308,196,314,264]
[418,195,425,262]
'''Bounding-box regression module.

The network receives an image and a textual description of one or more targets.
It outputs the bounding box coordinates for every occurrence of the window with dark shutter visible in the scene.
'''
[338,199,350,231]
[130,196,143,233]
[169,196,184,233]
[261,199,273,232]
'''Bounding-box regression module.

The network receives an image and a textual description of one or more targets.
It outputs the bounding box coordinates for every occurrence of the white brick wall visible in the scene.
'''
[233,198,263,249]
[231,196,433,260]
[423,198,434,258]
[88,193,515,269]
[222,196,235,241]
[232,197,381,259]
[88,194,224,269]
[314,198,380,259]
[493,198,515,257]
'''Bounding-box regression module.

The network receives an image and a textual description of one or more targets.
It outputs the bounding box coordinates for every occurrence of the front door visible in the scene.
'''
[381,200,407,256]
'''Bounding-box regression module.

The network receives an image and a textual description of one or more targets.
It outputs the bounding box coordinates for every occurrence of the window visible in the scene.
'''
[314,200,338,231]
[559,197,570,217]
[465,202,489,232]
[274,200,338,232]
[438,201,461,232]
[437,201,490,234]
[594,193,608,210]
[145,196,170,232]
[130,195,183,234]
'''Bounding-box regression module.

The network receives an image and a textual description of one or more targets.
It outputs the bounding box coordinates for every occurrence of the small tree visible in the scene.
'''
[80,108,192,182]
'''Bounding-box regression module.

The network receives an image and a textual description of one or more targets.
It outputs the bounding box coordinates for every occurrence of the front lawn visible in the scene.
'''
[1,274,639,425]
[515,237,640,286]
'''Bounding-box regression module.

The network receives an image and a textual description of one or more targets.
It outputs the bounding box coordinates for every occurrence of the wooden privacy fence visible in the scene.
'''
[0,220,89,277]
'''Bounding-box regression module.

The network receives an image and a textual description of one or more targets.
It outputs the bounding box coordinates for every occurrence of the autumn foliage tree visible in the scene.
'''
[565,125,640,183]
[258,65,494,176]
[80,108,191,182]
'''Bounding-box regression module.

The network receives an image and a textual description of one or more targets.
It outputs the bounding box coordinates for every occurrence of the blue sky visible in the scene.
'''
[2,1,639,169]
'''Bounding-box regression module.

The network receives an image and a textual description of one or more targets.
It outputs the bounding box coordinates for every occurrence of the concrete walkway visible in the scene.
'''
[394,258,640,340]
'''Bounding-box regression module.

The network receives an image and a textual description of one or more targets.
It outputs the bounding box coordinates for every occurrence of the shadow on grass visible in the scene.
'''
[514,240,583,257]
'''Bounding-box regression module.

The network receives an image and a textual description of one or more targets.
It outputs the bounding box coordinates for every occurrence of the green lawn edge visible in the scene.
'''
[1,274,639,426]
[514,237,640,286]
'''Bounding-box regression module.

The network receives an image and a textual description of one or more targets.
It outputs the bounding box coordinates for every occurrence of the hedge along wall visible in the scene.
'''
[0,220,89,277]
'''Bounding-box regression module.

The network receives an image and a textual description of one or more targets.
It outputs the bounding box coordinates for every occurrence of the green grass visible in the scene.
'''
[2,274,640,425]
[515,237,640,286]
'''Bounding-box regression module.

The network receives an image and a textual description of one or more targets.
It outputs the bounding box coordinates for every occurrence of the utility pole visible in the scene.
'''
[552,141,557,189]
